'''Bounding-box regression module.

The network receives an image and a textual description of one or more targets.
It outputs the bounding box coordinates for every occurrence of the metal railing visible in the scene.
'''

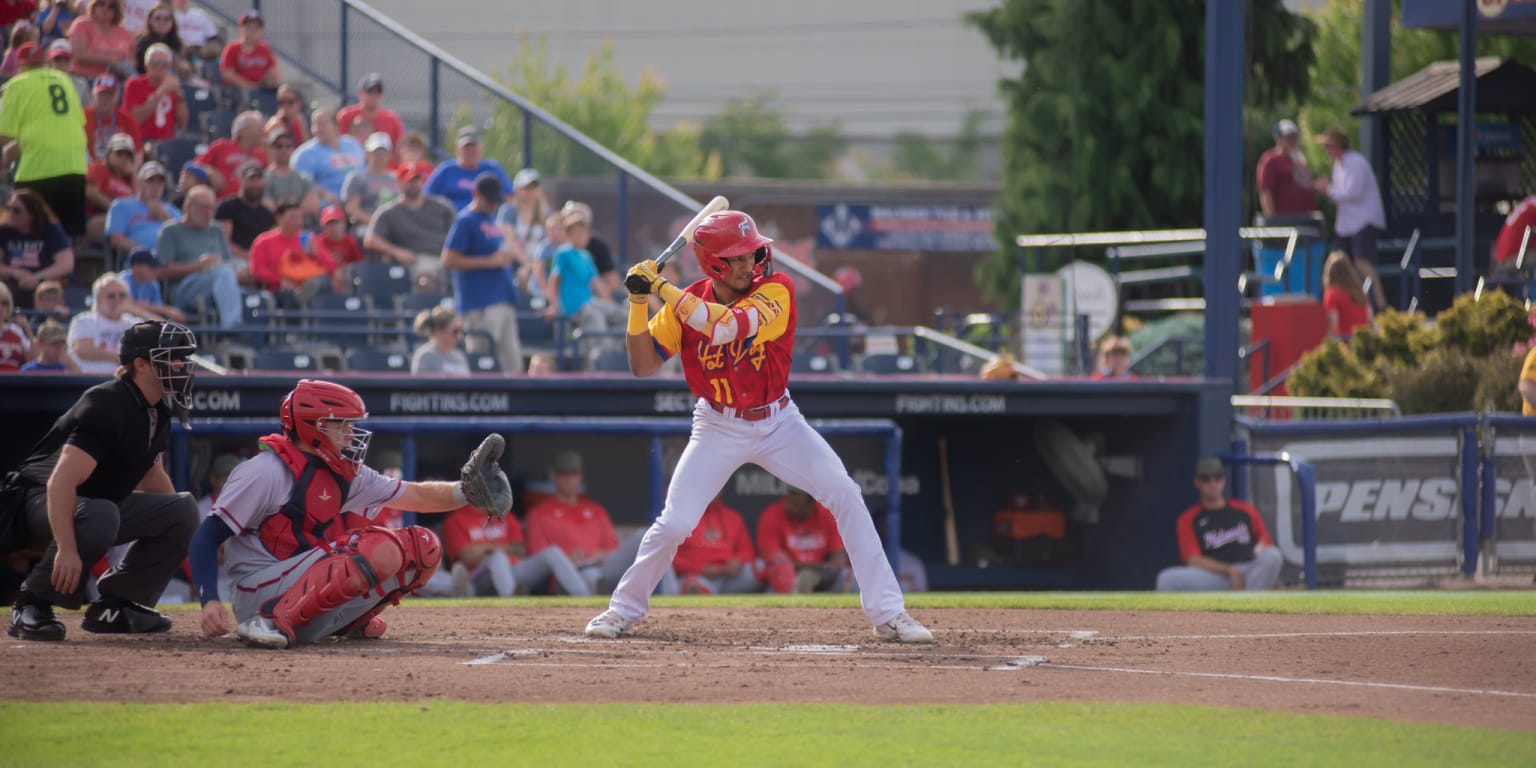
[1230,395,1402,421]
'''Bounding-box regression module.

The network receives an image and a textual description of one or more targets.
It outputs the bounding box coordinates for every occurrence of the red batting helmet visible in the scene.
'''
[279,379,372,479]
[690,210,774,280]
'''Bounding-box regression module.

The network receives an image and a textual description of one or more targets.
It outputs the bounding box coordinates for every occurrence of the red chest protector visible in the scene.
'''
[256,434,351,560]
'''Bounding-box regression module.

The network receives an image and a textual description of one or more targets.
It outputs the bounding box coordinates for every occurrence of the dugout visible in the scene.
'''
[0,372,1229,591]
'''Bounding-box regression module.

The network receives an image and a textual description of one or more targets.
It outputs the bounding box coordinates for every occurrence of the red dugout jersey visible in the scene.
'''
[525,497,619,560]
[756,498,844,565]
[649,272,796,410]
[442,504,523,563]
[672,499,756,576]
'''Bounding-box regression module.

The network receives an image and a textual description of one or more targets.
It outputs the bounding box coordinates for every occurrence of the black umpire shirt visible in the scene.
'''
[12,376,171,501]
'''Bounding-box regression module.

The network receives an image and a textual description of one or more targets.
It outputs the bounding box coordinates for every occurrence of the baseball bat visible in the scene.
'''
[655,195,729,268]
[939,436,960,566]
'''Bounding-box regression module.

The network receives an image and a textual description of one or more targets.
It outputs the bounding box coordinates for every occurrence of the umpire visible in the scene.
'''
[2,321,203,641]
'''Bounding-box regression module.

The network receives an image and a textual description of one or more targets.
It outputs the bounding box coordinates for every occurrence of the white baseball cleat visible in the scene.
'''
[585,609,634,639]
[874,612,935,643]
[236,616,291,649]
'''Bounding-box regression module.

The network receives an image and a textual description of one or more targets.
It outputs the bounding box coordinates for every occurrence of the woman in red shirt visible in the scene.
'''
[1322,250,1372,339]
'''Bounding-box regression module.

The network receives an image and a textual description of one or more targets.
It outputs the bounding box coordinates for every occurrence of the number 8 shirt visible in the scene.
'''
[647,271,796,410]
[0,66,87,183]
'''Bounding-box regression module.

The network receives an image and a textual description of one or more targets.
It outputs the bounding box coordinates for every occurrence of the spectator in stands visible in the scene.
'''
[526,210,565,300]
[47,38,93,105]
[410,305,469,375]
[444,172,523,373]
[426,126,511,212]
[315,205,361,271]
[979,353,1021,382]
[21,319,76,372]
[170,0,218,61]
[214,162,274,261]
[68,0,135,81]
[218,9,278,90]
[527,352,556,376]
[442,504,592,597]
[336,72,402,149]
[672,495,761,595]
[499,168,547,291]
[122,41,184,142]
[559,200,619,299]
[292,105,364,206]
[0,282,31,370]
[86,131,138,242]
[756,487,849,594]
[171,160,208,207]
[37,2,77,49]
[67,272,144,374]
[249,201,338,305]
[544,204,622,348]
[270,82,308,144]
[0,42,90,238]
[526,450,674,595]
[31,280,71,323]
[261,124,317,219]
[83,73,140,161]
[105,159,179,253]
[396,131,429,165]
[0,189,76,308]
[1492,191,1536,277]
[342,132,399,236]
[1315,126,1388,312]
[1256,119,1315,220]
[1089,335,1134,380]
[1156,457,1283,591]
[1,21,38,79]
[118,0,153,35]
[1322,250,1371,339]
[132,2,187,76]
[155,184,240,327]
[118,248,184,322]
[366,160,454,290]
[196,109,265,199]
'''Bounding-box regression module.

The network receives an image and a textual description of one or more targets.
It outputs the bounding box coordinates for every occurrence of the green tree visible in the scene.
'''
[886,110,988,181]
[459,35,710,179]
[968,0,1315,304]
[1301,0,1536,167]
[699,90,846,178]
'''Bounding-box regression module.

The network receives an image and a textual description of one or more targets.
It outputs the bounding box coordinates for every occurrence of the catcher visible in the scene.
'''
[188,379,512,648]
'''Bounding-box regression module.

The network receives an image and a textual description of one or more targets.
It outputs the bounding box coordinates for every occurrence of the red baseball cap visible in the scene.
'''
[320,206,345,225]
[15,42,42,65]
[395,161,433,183]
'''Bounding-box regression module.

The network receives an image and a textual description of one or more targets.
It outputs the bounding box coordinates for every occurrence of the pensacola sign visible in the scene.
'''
[816,203,994,252]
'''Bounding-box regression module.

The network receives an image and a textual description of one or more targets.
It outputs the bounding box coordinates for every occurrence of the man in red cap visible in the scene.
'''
[364,160,455,291]
[0,41,90,237]
[83,73,141,162]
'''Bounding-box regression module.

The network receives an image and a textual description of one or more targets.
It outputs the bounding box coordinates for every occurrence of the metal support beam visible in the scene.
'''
[1455,0,1478,295]
[1360,0,1392,180]
[1203,0,1244,426]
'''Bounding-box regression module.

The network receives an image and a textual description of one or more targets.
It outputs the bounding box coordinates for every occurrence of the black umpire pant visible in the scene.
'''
[19,488,199,610]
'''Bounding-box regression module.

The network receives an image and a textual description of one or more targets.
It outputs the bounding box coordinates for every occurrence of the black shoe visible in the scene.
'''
[8,600,66,642]
[81,598,172,634]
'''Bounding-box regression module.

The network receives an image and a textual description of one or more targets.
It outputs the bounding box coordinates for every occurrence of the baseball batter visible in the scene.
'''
[189,379,512,648]
[585,209,933,643]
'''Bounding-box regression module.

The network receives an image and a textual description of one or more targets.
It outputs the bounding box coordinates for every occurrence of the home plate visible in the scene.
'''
[462,649,543,666]
[990,655,1048,671]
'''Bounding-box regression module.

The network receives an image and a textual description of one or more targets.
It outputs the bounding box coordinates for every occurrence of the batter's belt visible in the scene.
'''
[707,393,790,422]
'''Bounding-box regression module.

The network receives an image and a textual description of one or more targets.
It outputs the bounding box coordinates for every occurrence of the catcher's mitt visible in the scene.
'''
[460,434,513,518]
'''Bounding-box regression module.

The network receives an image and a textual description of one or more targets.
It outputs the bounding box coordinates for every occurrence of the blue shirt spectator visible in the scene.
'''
[444,203,517,313]
[549,243,597,318]
[426,126,511,211]
[106,196,181,252]
[291,107,366,201]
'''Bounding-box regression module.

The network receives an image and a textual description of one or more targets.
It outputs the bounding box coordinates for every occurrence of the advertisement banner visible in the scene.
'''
[1490,426,1536,568]
[1247,431,1468,577]
[815,203,993,252]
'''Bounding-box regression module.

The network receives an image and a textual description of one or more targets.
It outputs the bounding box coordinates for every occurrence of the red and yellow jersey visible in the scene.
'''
[525,496,619,560]
[756,498,844,565]
[649,272,796,410]
[672,499,756,576]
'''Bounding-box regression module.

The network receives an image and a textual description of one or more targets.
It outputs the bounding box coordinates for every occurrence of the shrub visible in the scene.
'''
[1433,289,1530,358]
[1473,351,1525,413]
[1382,350,1480,415]
[1289,339,1385,399]
[1349,308,1434,372]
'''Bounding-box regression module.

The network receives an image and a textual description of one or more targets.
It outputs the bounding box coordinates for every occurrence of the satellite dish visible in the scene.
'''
[1034,421,1108,524]
[1054,261,1119,345]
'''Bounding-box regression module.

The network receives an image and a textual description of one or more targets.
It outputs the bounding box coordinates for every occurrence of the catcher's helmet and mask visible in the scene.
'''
[691,210,774,281]
[279,379,372,481]
[118,320,199,425]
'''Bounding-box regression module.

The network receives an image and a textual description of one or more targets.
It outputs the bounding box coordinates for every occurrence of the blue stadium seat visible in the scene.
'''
[205,109,236,141]
[308,293,369,325]
[351,262,413,308]
[152,138,201,179]
[345,347,410,373]
[468,353,501,373]
[791,354,836,374]
[518,311,556,349]
[396,292,448,314]
[588,348,630,372]
[180,85,218,141]
[860,353,920,375]
[253,348,322,371]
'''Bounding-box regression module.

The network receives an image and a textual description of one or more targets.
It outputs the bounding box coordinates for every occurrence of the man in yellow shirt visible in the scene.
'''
[0,43,89,237]
[1521,346,1536,416]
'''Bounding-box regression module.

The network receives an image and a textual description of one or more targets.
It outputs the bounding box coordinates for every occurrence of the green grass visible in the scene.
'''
[4,701,1530,768]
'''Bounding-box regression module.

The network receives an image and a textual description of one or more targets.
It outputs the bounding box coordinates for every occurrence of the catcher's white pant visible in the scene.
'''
[607,396,907,626]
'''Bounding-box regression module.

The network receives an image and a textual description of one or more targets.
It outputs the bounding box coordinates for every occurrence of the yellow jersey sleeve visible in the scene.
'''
[649,300,682,358]
[744,281,792,346]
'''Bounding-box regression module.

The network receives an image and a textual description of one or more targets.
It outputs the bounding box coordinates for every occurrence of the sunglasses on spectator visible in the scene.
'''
[272,141,294,149]
[150,14,171,22]
[102,291,127,299]
[445,326,464,335]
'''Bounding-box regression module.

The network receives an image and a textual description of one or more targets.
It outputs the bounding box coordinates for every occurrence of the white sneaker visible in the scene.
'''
[874,612,934,643]
[450,562,472,598]
[584,609,634,639]
[236,616,291,649]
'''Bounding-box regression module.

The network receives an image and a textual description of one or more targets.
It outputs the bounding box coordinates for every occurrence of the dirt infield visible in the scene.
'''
[3,606,1533,730]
